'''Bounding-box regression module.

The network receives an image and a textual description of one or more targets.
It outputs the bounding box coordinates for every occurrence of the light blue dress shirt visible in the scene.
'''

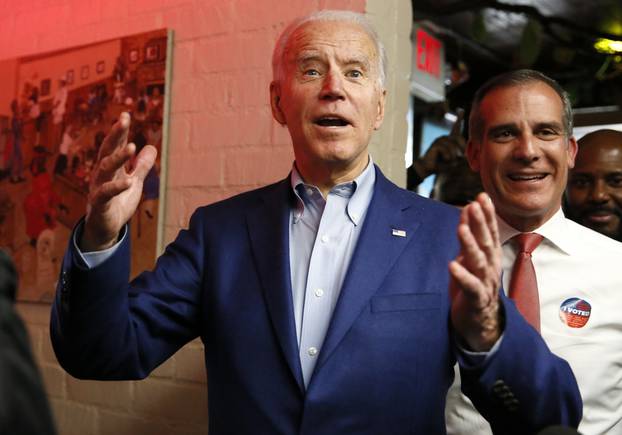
[78,159,375,389]
[288,159,375,387]
[77,156,495,388]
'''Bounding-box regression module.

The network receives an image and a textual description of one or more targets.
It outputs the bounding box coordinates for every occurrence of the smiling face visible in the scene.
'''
[270,20,386,191]
[566,131,622,240]
[467,82,578,231]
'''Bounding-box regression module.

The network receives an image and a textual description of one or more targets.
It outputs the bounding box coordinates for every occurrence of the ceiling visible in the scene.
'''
[412,0,622,112]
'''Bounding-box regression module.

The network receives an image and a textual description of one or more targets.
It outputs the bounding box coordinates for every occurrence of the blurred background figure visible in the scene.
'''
[23,171,62,248]
[565,129,622,241]
[407,108,483,206]
[53,124,74,176]
[0,250,56,435]
[8,99,25,184]
[27,85,42,146]
[52,76,68,145]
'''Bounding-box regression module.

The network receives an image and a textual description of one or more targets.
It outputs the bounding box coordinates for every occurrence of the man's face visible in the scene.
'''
[270,20,386,184]
[467,82,578,231]
[566,136,622,240]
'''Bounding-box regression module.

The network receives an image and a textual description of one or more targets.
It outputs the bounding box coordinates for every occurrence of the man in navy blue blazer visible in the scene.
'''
[51,10,581,435]
[1,251,57,435]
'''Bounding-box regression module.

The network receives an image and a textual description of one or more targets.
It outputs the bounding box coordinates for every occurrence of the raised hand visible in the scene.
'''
[449,192,503,352]
[81,112,157,252]
[413,108,466,179]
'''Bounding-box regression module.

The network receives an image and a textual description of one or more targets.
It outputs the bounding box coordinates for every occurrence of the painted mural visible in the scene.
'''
[0,29,170,302]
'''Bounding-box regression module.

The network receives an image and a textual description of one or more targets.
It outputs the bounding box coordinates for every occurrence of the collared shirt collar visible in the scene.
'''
[497,207,574,256]
[290,157,375,226]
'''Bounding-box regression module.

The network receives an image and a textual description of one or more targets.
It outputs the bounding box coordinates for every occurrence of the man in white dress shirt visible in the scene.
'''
[445,69,622,435]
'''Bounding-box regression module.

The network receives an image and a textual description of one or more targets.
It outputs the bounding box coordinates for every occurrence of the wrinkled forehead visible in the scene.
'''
[283,20,378,66]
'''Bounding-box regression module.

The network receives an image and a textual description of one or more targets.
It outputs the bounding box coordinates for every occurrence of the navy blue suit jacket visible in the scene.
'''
[51,166,581,434]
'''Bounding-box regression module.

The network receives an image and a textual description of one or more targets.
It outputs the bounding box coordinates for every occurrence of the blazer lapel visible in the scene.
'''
[315,168,422,372]
[246,178,305,392]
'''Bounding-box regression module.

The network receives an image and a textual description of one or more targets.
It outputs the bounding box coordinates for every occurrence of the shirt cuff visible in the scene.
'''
[72,222,126,269]
[455,333,505,368]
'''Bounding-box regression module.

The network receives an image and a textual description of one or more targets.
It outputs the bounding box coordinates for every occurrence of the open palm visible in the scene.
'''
[82,113,157,252]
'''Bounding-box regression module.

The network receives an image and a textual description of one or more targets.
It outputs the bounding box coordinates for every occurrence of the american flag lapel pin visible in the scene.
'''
[392,228,407,238]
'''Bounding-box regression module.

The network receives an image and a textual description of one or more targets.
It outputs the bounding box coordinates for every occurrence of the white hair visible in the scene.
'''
[271,10,387,88]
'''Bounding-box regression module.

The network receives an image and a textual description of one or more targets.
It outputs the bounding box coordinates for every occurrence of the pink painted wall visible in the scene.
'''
[0,58,19,117]
[2,1,369,434]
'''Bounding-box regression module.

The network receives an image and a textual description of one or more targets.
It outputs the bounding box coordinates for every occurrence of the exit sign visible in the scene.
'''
[411,25,445,102]
[416,28,442,77]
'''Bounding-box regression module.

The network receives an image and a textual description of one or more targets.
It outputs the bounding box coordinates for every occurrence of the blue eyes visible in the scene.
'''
[302,69,363,78]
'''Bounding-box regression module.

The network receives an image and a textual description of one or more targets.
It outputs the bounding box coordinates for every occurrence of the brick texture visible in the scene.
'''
[4,0,413,434]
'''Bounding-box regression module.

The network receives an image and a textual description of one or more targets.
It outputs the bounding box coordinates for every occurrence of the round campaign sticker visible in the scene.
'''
[559,298,591,328]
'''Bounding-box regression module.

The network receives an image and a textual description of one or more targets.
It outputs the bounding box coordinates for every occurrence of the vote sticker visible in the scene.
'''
[559,298,591,328]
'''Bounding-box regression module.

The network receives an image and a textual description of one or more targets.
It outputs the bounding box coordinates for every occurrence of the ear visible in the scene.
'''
[373,89,387,130]
[466,139,481,172]
[566,135,578,169]
[270,81,286,125]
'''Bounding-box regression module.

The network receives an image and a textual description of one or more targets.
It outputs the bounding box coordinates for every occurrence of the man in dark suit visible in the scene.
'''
[50,10,581,434]
[0,250,56,435]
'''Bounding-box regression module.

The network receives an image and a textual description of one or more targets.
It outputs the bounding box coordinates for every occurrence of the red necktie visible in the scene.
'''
[508,233,544,332]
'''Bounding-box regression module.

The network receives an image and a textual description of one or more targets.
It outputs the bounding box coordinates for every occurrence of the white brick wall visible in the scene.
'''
[5,0,413,433]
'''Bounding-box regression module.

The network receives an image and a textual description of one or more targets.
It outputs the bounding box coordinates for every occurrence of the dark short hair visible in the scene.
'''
[468,69,573,143]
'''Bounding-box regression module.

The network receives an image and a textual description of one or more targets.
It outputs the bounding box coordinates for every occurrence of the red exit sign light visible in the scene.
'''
[416,28,441,78]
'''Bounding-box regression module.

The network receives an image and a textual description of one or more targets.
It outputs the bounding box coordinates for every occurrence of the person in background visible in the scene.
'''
[565,129,622,242]
[445,69,622,435]
[0,250,57,435]
[50,12,580,435]
[407,109,483,206]
[27,86,42,145]
[147,86,163,123]
[146,120,162,149]
[53,124,74,176]
[8,99,25,184]
[24,170,61,247]
[52,76,68,146]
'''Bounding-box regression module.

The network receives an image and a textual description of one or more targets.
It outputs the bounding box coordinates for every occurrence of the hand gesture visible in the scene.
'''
[449,192,503,352]
[414,108,466,179]
[81,113,157,252]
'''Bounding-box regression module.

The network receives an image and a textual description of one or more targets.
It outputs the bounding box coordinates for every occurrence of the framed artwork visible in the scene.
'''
[40,78,51,96]
[1,28,171,303]
[129,48,139,63]
[145,44,159,61]
[66,69,74,85]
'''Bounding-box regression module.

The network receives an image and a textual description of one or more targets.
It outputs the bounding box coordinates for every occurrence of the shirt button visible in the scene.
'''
[351,212,359,221]
[308,347,318,357]
[315,288,324,298]
[321,234,329,243]
[306,188,314,196]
